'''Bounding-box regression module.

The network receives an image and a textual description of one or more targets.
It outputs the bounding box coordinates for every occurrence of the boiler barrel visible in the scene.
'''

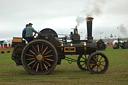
[58,41,96,55]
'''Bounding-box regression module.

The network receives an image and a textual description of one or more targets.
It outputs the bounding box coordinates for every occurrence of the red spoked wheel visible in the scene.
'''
[21,39,58,75]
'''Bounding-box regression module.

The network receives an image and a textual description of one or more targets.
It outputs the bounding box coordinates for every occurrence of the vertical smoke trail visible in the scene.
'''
[76,0,107,26]
[117,24,128,37]
[86,0,106,17]
[76,11,85,26]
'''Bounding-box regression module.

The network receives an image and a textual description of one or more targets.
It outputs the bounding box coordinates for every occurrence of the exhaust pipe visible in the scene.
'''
[86,17,94,42]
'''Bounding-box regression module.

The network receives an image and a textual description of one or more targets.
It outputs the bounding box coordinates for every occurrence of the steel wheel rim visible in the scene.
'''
[22,39,58,75]
[88,52,109,74]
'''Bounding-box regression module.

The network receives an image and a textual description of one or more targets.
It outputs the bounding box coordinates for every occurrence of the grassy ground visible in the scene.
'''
[0,47,128,85]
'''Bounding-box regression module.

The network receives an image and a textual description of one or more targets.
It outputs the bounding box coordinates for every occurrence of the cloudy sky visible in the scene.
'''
[0,0,128,40]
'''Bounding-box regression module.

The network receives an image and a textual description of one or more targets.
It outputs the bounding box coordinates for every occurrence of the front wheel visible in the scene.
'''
[21,39,58,75]
[87,52,109,74]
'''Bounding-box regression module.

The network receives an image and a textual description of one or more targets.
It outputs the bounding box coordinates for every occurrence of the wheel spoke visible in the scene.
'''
[81,63,85,66]
[96,66,98,72]
[26,58,36,60]
[36,63,39,72]
[45,58,54,62]
[85,64,87,69]
[91,65,96,69]
[40,62,43,71]
[97,55,99,61]
[81,63,87,69]
[93,56,97,62]
[43,63,48,70]
[84,55,87,59]
[90,63,95,67]
[82,56,85,59]
[44,50,52,55]
[29,49,36,55]
[98,65,102,71]
[90,60,95,63]
[99,56,103,62]
[37,44,40,53]
[32,61,37,69]
[42,47,48,55]
[100,64,105,66]
[41,44,44,53]
[100,60,105,63]
[28,60,36,66]
[26,54,35,57]
[44,61,51,66]
[32,45,37,53]
[44,55,53,58]
[80,61,85,62]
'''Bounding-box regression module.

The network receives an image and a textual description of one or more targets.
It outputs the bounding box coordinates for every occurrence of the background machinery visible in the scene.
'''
[113,38,128,49]
[96,39,107,51]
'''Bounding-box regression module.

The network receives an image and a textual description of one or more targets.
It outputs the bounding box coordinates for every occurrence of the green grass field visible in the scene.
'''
[0,47,128,85]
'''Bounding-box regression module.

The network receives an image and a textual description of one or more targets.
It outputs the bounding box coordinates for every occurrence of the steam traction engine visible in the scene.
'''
[12,17,109,74]
[113,38,128,49]
[96,39,107,51]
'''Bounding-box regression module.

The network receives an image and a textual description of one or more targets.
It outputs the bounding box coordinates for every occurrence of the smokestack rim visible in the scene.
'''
[86,17,94,21]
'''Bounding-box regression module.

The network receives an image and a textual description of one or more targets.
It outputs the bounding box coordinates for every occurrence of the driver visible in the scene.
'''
[25,23,38,42]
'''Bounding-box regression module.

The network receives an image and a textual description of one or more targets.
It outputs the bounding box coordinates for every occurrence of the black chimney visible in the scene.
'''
[86,17,94,42]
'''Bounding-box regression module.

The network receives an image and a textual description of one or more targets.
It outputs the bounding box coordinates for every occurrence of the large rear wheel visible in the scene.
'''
[21,39,58,75]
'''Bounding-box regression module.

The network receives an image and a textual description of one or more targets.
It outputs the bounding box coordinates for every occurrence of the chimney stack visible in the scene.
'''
[86,17,94,42]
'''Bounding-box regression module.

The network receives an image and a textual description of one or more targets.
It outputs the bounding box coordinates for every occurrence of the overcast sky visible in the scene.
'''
[0,0,128,40]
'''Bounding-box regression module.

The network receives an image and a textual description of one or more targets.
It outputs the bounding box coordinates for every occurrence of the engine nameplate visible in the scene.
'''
[64,47,76,52]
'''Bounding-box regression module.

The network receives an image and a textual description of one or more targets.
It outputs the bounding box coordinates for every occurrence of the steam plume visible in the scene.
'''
[76,0,107,26]
[117,24,128,37]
